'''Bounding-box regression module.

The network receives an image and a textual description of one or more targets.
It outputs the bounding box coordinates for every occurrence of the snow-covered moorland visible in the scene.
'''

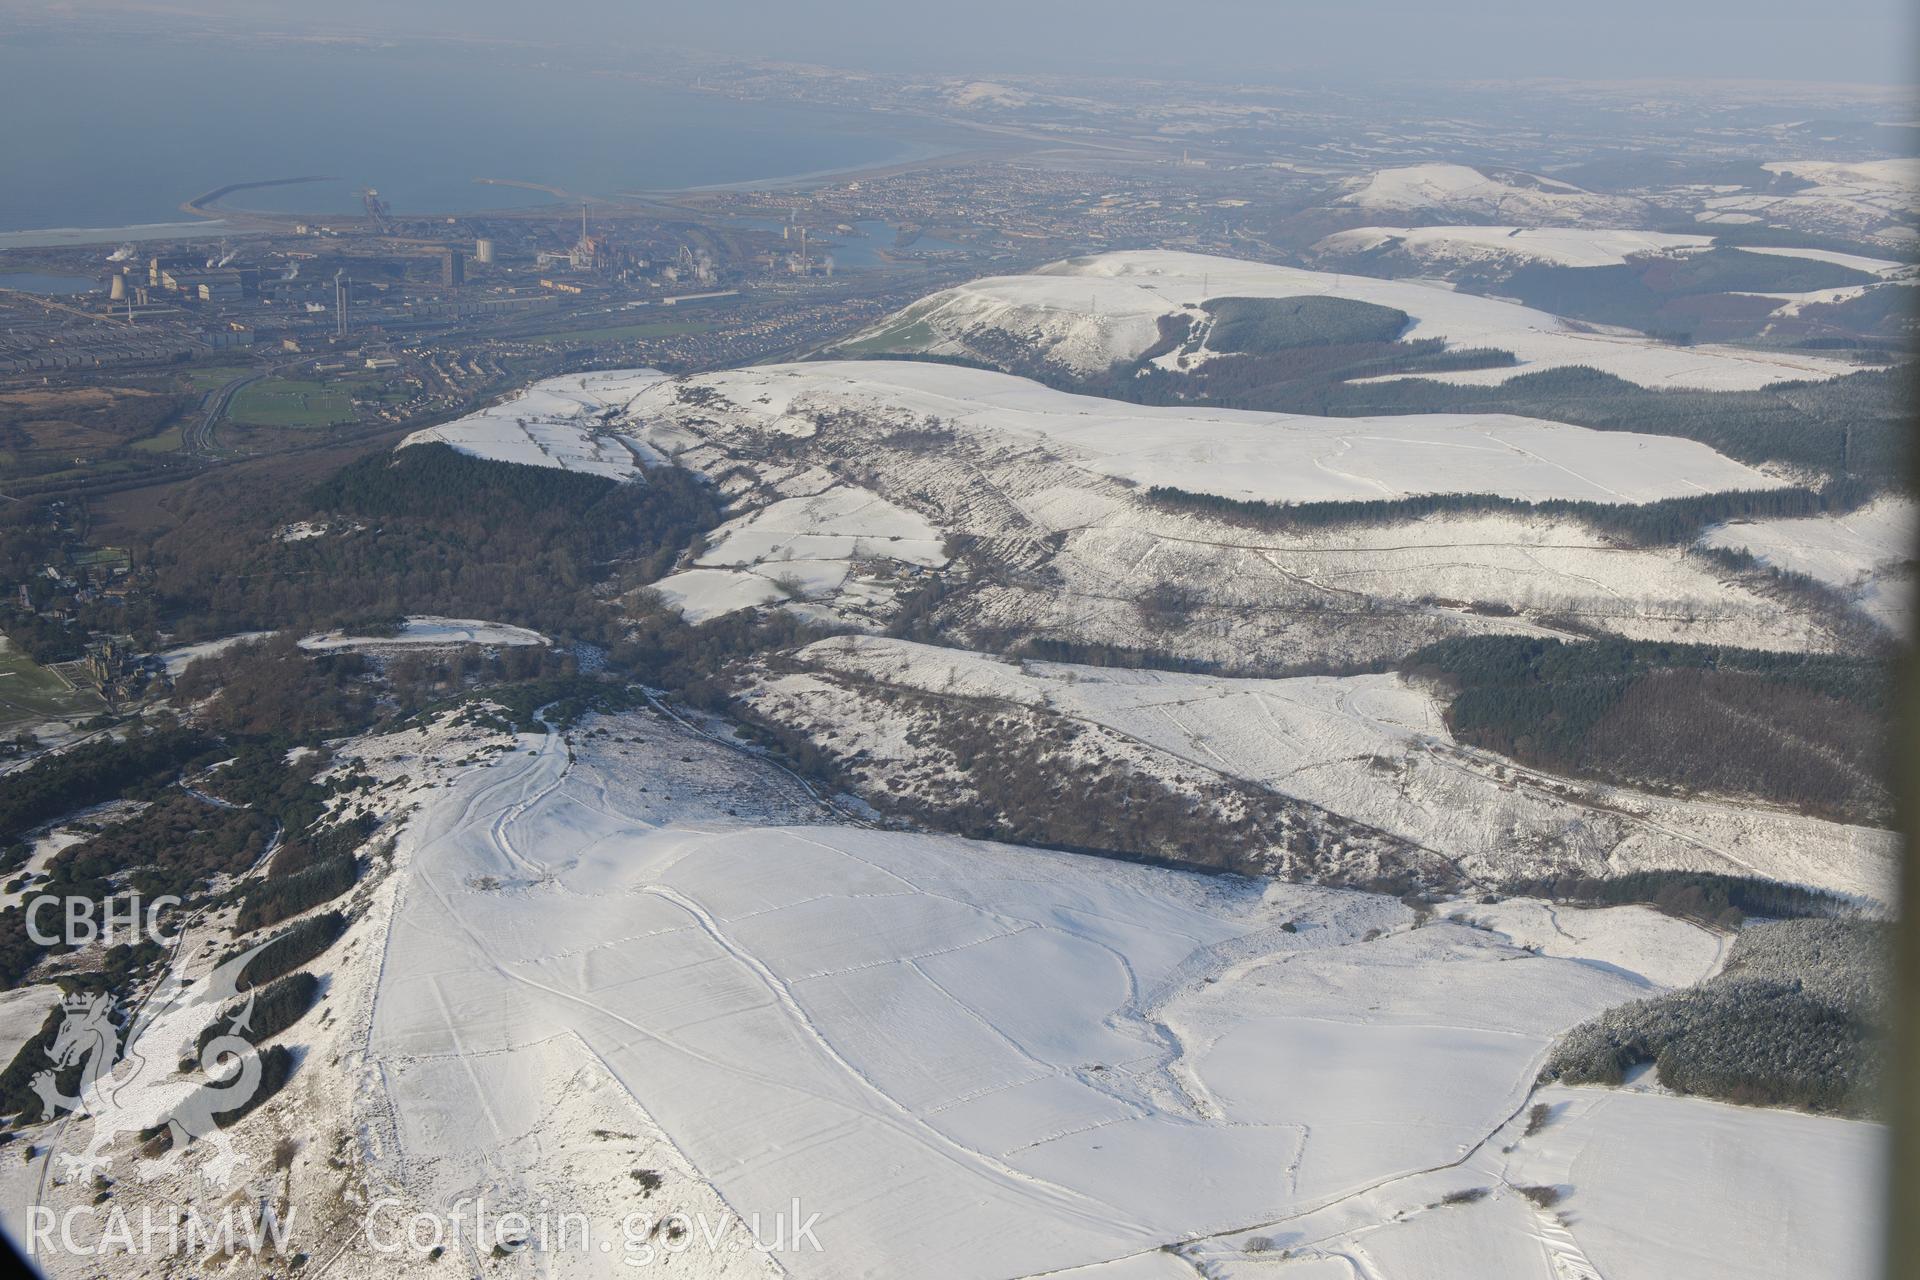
[1,687,1881,1280]
[841,249,1870,388]
[1312,225,1913,279]
[642,359,1785,506]
[1337,163,1652,226]
[622,362,1855,655]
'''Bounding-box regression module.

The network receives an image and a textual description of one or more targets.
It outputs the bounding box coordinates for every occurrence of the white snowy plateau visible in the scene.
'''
[1314,224,1721,269]
[1330,158,1917,248]
[406,357,1786,505]
[1336,164,1652,226]
[646,360,1783,506]
[842,249,1871,388]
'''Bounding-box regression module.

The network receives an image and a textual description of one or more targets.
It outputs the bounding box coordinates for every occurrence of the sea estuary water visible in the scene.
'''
[0,36,942,238]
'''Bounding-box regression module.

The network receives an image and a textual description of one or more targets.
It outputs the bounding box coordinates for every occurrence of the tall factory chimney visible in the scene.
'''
[334,270,350,339]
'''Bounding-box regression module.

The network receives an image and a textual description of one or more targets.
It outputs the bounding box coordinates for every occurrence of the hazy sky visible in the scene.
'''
[22,1,1920,87]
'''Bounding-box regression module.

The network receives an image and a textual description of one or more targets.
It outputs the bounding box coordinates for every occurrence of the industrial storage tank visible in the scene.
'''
[474,238,496,264]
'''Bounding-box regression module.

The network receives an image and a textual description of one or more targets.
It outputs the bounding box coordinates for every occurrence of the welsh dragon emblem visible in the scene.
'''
[32,940,274,1189]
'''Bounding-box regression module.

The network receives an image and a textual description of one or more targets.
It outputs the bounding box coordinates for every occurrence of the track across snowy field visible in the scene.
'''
[348,705,1876,1279]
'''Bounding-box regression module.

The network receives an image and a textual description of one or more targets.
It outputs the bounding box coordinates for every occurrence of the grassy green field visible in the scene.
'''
[0,643,105,734]
[528,318,715,345]
[131,424,185,453]
[182,365,252,392]
[227,378,355,428]
[831,310,936,355]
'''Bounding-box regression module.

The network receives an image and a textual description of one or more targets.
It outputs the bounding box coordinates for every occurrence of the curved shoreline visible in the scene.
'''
[2,128,1023,246]
[181,173,337,217]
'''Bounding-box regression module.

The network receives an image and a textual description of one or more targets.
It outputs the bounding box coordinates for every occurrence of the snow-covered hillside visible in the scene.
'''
[1183,1082,1884,1280]
[655,482,951,622]
[842,249,1868,388]
[1,680,1883,1279]
[742,635,1897,903]
[1313,225,1915,277]
[643,360,1784,506]
[398,368,668,478]
[1701,495,1916,634]
[1315,224,1717,269]
[406,361,1860,662]
[315,702,1877,1279]
[1693,158,1919,245]
[1338,164,1652,226]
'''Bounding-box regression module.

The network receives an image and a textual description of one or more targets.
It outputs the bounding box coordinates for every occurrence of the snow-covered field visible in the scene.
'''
[844,249,1868,389]
[1746,279,1914,319]
[654,483,951,622]
[744,636,1897,903]
[333,703,1879,1278]
[1486,1086,1884,1280]
[0,984,59,1066]
[1181,1083,1883,1280]
[1739,243,1914,277]
[397,369,668,478]
[298,616,549,652]
[1445,899,1726,989]
[1701,496,1915,633]
[1337,164,1651,226]
[154,630,277,676]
